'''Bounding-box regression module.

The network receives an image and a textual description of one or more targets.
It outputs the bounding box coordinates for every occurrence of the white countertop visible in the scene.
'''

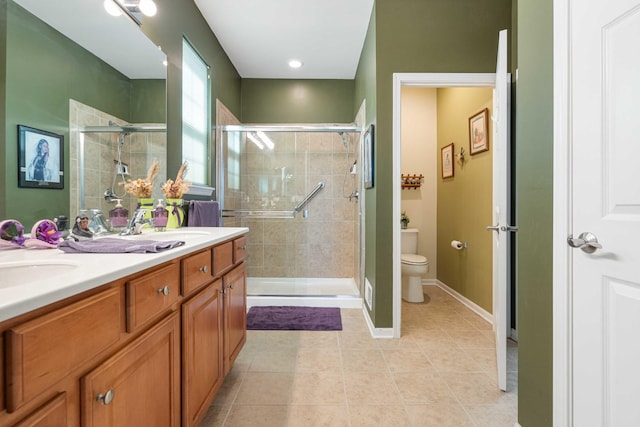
[0,227,248,323]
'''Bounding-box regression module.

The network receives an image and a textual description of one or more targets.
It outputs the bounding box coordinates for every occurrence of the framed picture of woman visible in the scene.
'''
[18,125,64,189]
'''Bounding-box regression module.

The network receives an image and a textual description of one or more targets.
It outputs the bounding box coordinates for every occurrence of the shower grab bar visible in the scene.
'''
[221,210,295,219]
[221,182,325,219]
[294,182,325,212]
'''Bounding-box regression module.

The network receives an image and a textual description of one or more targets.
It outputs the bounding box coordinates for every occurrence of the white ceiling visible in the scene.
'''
[194,0,374,79]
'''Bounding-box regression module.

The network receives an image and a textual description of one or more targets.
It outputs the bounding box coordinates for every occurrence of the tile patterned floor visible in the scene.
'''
[201,285,518,426]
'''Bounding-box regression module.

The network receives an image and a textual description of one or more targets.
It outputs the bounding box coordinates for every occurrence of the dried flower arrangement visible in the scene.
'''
[124,159,160,198]
[162,162,191,199]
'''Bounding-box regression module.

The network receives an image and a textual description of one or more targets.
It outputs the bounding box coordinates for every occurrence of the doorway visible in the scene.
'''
[392,72,516,391]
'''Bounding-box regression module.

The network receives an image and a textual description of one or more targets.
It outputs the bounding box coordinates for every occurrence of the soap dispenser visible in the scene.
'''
[109,199,129,230]
[152,199,169,231]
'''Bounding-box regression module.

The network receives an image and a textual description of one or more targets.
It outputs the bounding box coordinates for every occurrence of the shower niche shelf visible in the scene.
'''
[401,174,424,189]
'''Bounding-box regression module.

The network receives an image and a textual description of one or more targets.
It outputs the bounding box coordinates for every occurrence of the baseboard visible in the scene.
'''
[247,295,362,309]
[363,307,394,339]
[427,280,494,326]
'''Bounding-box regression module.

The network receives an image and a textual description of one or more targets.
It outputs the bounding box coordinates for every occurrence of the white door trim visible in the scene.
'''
[392,72,497,338]
[552,0,572,425]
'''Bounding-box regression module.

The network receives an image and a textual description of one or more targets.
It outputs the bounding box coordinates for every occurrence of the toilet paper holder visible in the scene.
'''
[451,240,468,250]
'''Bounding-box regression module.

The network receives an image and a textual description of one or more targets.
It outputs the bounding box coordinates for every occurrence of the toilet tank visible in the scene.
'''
[401,228,418,254]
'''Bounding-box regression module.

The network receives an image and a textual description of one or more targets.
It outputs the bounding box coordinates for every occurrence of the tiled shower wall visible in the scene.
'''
[223,130,360,279]
[69,100,167,222]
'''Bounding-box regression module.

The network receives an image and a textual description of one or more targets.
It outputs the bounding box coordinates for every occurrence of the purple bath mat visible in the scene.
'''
[246,306,342,331]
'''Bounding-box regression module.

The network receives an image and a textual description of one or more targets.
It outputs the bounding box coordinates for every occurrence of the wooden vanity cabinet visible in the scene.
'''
[82,312,181,427]
[0,234,247,427]
[181,279,224,426]
[223,262,247,375]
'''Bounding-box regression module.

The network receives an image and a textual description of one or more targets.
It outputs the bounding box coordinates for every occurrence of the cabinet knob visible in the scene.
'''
[228,284,234,290]
[199,265,209,273]
[96,389,115,405]
[157,286,170,296]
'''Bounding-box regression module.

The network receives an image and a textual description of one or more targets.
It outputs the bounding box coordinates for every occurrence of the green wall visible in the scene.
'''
[436,87,493,312]
[369,0,512,327]
[0,2,7,214]
[516,0,553,424]
[240,79,355,123]
[353,3,378,318]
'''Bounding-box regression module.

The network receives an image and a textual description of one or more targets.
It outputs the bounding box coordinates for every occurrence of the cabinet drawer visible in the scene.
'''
[14,392,68,427]
[6,288,122,412]
[126,263,180,332]
[233,236,247,263]
[182,249,213,296]
[212,241,233,276]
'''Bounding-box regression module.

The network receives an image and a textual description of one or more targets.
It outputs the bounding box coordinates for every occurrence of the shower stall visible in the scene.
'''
[219,124,363,307]
[70,100,167,222]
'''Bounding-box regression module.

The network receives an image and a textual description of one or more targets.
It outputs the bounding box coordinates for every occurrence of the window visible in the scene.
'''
[182,38,210,184]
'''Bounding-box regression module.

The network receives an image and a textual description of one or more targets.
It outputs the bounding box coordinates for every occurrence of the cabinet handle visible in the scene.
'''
[96,389,115,405]
[199,265,209,273]
[157,286,170,296]
[239,246,246,251]
[228,284,234,290]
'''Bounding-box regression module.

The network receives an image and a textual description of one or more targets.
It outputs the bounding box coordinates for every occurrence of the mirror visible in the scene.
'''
[10,0,167,226]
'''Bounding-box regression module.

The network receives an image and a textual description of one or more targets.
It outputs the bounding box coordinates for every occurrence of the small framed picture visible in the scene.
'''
[469,108,490,155]
[18,125,64,189]
[363,124,374,189]
[441,143,454,179]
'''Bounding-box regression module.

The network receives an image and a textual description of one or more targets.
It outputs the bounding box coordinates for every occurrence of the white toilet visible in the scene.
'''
[401,228,429,303]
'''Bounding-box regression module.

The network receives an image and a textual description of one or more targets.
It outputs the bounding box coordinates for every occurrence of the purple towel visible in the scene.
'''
[187,201,220,227]
[58,238,185,254]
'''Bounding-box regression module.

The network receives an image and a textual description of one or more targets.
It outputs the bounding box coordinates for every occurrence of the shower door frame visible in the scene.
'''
[217,124,363,298]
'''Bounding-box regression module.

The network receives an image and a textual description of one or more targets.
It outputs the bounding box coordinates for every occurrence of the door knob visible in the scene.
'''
[567,232,602,253]
[487,225,500,232]
[97,389,115,405]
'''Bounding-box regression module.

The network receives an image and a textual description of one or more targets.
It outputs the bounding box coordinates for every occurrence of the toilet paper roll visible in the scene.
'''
[451,240,464,250]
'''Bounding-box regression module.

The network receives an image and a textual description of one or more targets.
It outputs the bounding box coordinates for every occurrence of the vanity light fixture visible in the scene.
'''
[138,0,157,16]
[104,0,158,24]
[288,59,303,69]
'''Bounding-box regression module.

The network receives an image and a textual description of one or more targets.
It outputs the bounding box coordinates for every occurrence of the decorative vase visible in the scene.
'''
[137,198,155,222]
[401,222,408,229]
[166,199,184,229]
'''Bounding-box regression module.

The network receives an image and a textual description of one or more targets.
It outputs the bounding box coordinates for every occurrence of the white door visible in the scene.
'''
[560,0,640,424]
[489,29,510,392]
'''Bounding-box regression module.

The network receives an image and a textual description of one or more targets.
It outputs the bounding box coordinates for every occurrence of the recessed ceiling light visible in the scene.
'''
[288,59,303,69]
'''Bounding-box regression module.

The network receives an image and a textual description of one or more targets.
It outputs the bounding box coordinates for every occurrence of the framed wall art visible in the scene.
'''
[469,108,489,155]
[18,125,64,189]
[441,142,454,179]
[363,124,374,189]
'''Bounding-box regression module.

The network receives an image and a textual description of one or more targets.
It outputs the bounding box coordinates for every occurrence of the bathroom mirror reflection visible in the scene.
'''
[9,0,167,227]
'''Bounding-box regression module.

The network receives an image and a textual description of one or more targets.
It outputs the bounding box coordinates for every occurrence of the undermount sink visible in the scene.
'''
[0,261,79,289]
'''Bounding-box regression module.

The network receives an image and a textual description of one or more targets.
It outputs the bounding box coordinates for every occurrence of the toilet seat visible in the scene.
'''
[401,254,428,265]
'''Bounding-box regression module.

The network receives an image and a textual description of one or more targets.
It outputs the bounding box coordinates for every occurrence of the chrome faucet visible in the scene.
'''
[120,209,151,235]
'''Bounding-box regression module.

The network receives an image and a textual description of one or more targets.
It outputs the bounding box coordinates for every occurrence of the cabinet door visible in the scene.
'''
[223,262,246,375]
[182,280,224,427]
[81,313,180,427]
